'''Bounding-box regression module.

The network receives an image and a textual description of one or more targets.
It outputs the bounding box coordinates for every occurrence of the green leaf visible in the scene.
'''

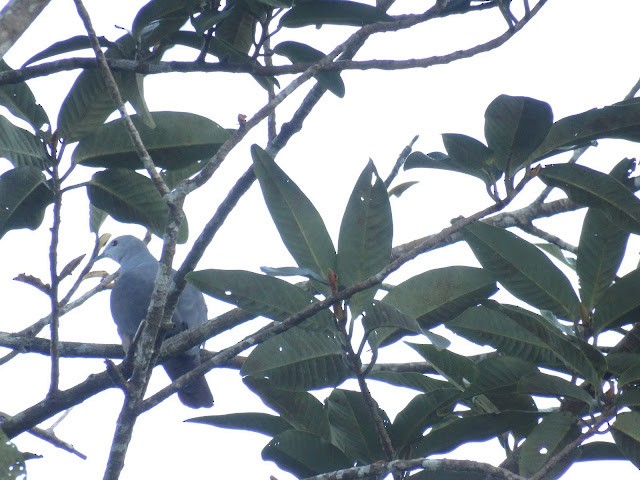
[618,359,640,387]
[119,73,155,130]
[185,412,291,437]
[22,35,115,66]
[337,160,392,316]
[280,1,392,28]
[462,221,580,320]
[611,412,640,469]
[72,111,230,170]
[577,159,632,309]
[0,430,25,480]
[368,371,454,393]
[449,304,604,386]
[164,31,279,91]
[262,430,352,478]
[413,411,542,458]
[274,41,345,97]
[465,356,538,398]
[383,266,497,330]
[576,442,626,462]
[251,144,336,284]
[593,267,640,333]
[326,388,389,463]
[132,0,198,44]
[0,116,49,168]
[87,169,187,242]
[0,167,53,239]
[260,265,326,283]
[536,243,576,269]
[387,180,419,198]
[0,60,50,132]
[89,204,107,234]
[391,389,460,449]
[529,98,640,161]
[539,163,640,234]
[362,301,426,350]
[484,94,553,174]
[241,326,347,391]
[517,371,595,405]
[404,151,499,187]
[57,36,139,142]
[519,412,580,478]
[255,0,294,7]
[407,343,478,390]
[618,387,640,408]
[243,377,330,439]
[214,0,264,55]
[441,133,500,185]
[186,268,333,324]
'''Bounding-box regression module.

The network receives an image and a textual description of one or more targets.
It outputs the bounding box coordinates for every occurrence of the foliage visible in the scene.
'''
[1,1,640,480]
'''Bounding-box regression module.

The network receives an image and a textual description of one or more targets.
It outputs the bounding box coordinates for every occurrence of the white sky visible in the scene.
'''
[2,1,640,479]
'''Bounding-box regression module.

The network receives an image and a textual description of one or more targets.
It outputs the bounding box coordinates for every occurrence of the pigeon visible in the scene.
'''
[97,235,213,408]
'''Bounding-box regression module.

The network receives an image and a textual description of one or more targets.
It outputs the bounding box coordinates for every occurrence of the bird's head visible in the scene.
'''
[96,235,151,265]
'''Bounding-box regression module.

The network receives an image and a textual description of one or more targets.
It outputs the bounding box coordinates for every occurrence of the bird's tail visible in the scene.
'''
[162,354,214,409]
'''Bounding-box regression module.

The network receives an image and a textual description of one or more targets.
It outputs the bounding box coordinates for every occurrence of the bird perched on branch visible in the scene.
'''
[97,235,213,409]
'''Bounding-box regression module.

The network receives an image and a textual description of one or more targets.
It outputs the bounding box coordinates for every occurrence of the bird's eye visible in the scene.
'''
[111,240,118,247]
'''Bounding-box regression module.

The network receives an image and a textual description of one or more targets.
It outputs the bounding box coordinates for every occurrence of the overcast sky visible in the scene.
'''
[2,1,640,479]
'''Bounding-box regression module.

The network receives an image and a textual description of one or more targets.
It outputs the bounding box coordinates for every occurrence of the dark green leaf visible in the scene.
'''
[465,356,538,397]
[260,265,326,283]
[251,144,336,285]
[383,266,497,330]
[89,204,107,234]
[274,41,345,97]
[0,116,48,168]
[22,35,115,66]
[536,243,576,269]
[186,268,333,324]
[612,412,640,469]
[577,159,632,309]
[618,387,640,408]
[449,305,604,385]
[391,389,459,449]
[530,98,640,161]
[160,160,206,189]
[593,267,640,333]
[517,371,594,405]
[262,430,351,478]
[132,0,199,44]
[363,301,425,350]
[0,430,25,480]
[87,169,187,242]
[191,7,233,34]
[241,326,347,391]
[185,412,291,437]
[462,221,580,320]
[539,163,640,234]
[576,442,626,462]
[326,388,389,463]
[337,160,392,315]
[368,371,453,393]
[0,167,53,239]
[407,343,478,389]
[519,412,580,478]
[214,0,263,55]
[244,377,330,439]
[73,111,229,170]
[0,60,49,132]
[119,72,155,130]
[413,411,542,457]
[484,95,553,174]
[280,1,392,28]
[57,36,139,142]
[164,31,279,91]
[618,359,640,387]
[403,151,499,187]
